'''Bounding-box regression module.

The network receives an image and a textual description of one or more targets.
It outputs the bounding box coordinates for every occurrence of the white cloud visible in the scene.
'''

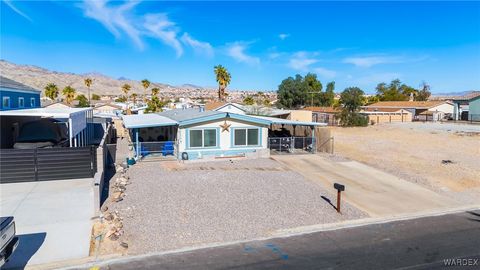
[226,42,260,66]
[343,55,405,68]
[313,67,336,79]
[82,0,144,49]
[81,0,211,57]
[180,33,214,57]
[278,33,290,40]
[144,13,183,57]
[3,0,32,22]
[288,51,318,71]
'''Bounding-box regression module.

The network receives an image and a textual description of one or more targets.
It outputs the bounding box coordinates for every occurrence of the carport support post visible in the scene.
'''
[135,128,139,159]
[311,126,315,153]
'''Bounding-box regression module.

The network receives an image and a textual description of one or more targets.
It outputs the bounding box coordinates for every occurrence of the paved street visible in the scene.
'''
[78,210,480,270]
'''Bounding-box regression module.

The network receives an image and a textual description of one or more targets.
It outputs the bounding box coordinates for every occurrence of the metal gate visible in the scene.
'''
[268,137,316,154]
[0,146,97,183]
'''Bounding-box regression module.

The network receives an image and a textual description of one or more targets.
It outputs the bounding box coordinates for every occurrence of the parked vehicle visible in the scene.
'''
[14,119,68,149]
[268,137,292,152]
[0,216,18,267]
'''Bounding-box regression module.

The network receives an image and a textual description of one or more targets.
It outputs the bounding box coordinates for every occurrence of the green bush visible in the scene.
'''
[340,112,368,127]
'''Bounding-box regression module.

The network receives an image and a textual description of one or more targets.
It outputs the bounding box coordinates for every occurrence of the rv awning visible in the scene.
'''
[122,114,178,129]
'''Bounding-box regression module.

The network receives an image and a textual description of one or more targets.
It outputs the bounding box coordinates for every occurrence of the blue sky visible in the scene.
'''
[1,1,479,93]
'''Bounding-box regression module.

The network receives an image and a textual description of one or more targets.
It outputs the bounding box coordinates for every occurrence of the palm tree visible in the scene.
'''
[141,79,150,103]
[121,83,131,102]
[214,65,231,101]
[84,78,93,106]
[151,87,159,97]
[62,86,76,105]
[131,93,138,105]
[44,83,59,101]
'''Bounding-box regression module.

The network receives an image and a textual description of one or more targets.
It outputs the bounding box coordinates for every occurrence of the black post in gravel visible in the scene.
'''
[334,183,345,213]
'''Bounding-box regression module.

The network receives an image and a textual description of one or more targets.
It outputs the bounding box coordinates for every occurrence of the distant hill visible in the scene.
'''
[0,60,203,96]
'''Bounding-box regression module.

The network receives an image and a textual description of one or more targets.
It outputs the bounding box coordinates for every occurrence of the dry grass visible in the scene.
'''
[330,122,480,204]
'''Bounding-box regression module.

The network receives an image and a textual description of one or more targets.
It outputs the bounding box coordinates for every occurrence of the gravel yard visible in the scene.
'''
[330,122,480,204]
[113,158,366,254]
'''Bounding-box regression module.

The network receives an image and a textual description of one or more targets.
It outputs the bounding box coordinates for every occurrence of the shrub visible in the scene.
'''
[340,112,368,127]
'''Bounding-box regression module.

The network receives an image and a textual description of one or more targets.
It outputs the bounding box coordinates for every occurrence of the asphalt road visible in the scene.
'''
[80,210,480,270]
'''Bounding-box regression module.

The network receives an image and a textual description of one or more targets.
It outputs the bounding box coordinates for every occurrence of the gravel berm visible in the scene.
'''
[113,158,367,254]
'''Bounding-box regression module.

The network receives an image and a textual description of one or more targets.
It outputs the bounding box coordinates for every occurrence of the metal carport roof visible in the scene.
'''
[122,114,178,129]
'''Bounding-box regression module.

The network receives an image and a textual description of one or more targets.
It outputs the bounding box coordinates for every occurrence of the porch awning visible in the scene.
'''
[122,114,178,129]
[248,115,327,126]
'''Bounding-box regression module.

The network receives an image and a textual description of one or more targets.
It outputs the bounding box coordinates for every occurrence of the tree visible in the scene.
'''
[214,65,231,101]
[145,96,165,113]
[416,82,431,101]
[151,87,159,97]
[376,79,422,101]
[44,83,59,101]
[76,94,89,107]
[277,73,325,108]
[84,78,93,105]
[115,96,127,102]
[319,81,335,106]
[91,93,101,100]
[141,79,150,103]
[62,86,76,105]
[121,84,131,101]
[339,87,368,126]
[243,96,255,105]
[131,93,138,105]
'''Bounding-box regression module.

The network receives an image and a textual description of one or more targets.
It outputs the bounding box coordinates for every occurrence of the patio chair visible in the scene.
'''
[162,141,174,156]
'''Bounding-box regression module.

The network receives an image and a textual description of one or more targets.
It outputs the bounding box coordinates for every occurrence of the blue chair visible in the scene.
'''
[162,141,175,156]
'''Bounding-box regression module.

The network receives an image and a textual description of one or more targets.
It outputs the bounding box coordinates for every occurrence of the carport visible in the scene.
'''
[248,115,326,154]
[122,114,179,159]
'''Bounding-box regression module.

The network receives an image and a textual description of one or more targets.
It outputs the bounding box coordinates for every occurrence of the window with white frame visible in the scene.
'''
[189,128,217,148]
[2,96,10,108]
[234,128,259,146]
[30,97,35,107]
[18,97,25,108]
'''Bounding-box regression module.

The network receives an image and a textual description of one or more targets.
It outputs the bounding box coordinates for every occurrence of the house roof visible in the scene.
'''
[367,101,448,109]
[304,106,341,113]
[205,101,227,110]
[0,76,41,93]
[0,107,91,118]
[159,108,223,122]
[451,91,480,101]
[94,103,123,109]
[362,107,407,113]
[122,114,178,129]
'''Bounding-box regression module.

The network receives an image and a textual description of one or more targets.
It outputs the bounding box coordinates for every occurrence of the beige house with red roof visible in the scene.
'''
[364,100,454,122]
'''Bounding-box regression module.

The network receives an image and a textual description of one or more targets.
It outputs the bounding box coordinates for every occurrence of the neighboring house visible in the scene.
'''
[93,103,123,116]
[304,106,341,125]
[122,108,324,161]
[0,76,41,111]
[360,107,413,124]
[364,101,454,121]
[205,102,247,115]
[451,91,480,121]
[43,101,78,109]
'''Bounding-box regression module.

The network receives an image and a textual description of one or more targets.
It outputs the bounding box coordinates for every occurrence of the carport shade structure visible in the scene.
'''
[0,107,93,147]
[122,114,179,159]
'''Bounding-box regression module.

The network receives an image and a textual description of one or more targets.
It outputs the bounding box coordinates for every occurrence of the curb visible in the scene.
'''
[50,204,479,270]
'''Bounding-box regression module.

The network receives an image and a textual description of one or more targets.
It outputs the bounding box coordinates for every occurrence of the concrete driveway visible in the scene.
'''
[273,155,461,217]
[0,179,94,269]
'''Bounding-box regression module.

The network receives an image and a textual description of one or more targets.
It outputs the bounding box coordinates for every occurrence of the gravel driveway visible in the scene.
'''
[114,158,366,254]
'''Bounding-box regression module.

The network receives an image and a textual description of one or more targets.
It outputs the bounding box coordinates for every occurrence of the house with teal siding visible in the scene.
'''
[451,91,480,122]
[0,76,41,111]
[122,108,324,161]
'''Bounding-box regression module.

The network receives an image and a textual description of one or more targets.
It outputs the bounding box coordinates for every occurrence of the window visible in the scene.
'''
[189,129,217,148]
[30,98,36,107]
[18,97,25,108]
[2,97,10,108]
[234,128,259,146]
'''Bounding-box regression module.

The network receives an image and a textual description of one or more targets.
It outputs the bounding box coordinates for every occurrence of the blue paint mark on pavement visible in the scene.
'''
[265,243,289,260]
